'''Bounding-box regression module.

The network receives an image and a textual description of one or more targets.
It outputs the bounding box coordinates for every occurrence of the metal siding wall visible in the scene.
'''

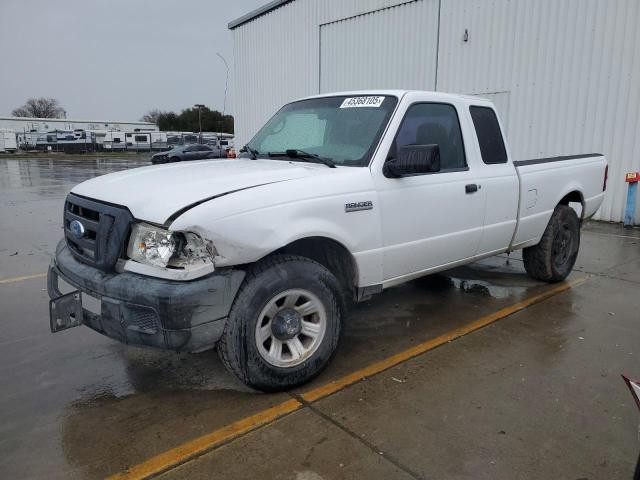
[231,0,413,147]
[317,0,415,24]
[319,0,439,93]
[232,0,319,148]
[438,0,640,222]
[232,0,640,222]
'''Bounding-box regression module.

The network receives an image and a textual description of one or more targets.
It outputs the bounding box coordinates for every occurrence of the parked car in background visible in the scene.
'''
[151,144,222,164]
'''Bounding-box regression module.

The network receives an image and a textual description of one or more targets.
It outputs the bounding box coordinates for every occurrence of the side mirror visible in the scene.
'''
[383,144,441,178]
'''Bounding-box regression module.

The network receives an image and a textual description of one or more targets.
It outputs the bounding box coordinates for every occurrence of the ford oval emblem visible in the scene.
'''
[69,220,86,238]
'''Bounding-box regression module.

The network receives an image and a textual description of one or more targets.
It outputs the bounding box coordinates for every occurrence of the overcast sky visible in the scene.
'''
[0,0,266,120]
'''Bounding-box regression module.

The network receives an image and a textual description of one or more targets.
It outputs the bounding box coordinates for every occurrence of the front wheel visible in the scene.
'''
[217,254,343,392]
[523,204,580,282]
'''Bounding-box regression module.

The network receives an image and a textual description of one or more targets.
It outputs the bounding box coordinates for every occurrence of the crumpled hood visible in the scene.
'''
[71,159,321,224]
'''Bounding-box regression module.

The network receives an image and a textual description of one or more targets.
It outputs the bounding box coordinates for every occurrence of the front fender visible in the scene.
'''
[169,176,384,286]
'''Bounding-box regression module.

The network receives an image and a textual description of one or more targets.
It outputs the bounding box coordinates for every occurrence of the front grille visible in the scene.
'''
[65,201,99,262]
[64,194,134,271]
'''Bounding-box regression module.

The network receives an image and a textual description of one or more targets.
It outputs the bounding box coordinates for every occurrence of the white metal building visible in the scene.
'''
[0,117,158,134]
[229,0,640,223]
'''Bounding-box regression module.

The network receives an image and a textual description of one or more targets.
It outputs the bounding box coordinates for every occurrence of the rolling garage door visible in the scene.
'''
[319,0,440,94]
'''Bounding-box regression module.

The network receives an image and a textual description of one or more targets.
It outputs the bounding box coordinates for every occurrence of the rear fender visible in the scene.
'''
[555,183,585,219]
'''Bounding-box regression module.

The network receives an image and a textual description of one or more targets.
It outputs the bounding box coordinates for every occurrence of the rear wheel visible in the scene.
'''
[523,204,580,282]
[217,254,342,391]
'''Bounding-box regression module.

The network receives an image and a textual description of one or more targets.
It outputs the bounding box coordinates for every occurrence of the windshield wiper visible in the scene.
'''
[240,145,259,160]
[268,149,336,168]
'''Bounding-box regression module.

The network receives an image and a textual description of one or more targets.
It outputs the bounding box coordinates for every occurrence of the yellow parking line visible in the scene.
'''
[106,275,589,480]
[0,272,47,285]
[106,399,303,480]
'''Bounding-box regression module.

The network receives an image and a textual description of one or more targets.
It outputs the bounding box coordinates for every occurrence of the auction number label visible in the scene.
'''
[340,96,385,108]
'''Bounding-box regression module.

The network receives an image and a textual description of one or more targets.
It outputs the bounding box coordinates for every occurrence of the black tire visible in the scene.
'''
[522,204,580,282]
[169,156,180,162]
[217,254,343,392]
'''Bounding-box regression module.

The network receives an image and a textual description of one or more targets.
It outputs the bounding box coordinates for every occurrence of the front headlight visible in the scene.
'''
[127,223,177,267]
[127,223,213,269]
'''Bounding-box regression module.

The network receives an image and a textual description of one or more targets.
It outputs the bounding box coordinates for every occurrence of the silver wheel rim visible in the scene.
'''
[255,289,327,368]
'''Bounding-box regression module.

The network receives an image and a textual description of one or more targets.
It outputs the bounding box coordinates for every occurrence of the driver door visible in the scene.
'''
[373,100,486,283]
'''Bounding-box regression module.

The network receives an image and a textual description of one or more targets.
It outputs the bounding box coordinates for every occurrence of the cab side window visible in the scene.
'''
[391,103,467,171]
[469,106,508,164]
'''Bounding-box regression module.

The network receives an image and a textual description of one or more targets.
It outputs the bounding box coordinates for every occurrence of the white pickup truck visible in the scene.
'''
[48,90,607,391]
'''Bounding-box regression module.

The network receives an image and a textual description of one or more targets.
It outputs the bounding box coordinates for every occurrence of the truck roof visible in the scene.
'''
[298,90,492,105]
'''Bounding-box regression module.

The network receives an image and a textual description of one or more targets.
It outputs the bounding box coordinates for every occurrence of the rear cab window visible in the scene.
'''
[469,106,508,164]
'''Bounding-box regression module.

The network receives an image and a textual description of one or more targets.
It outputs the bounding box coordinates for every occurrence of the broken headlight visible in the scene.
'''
[127,223,213,269]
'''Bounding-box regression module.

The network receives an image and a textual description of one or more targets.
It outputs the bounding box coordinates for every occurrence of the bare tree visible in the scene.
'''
[12,97,66,118]
[140,109,164,124]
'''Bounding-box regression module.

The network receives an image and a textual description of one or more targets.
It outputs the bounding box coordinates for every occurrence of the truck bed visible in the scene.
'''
[511,153,607,249]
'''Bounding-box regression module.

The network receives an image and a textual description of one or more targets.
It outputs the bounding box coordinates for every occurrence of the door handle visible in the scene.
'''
[465,184,479,194]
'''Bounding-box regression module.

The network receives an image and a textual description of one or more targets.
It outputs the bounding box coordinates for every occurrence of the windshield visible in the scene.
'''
[243,95,398,166]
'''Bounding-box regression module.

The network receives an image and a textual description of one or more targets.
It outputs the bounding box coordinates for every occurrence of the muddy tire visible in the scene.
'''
[523,204,580,282]
[217,254,343,392]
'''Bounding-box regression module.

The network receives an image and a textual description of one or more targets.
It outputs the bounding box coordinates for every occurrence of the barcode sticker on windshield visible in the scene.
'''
[340,96,385,108]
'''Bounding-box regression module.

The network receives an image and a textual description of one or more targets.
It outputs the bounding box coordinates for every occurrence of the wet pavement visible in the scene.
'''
[1,157,639,479]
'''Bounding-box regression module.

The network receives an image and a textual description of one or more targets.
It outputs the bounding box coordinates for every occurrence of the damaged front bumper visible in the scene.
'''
[47,240,245,352]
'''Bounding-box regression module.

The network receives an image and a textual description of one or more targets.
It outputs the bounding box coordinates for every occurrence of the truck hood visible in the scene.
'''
[71,159,325,224]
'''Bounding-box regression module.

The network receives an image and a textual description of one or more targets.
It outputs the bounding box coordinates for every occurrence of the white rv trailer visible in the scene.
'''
[102,131,128,151]
[201,132,235,152]
[124,132,168,151]
[0,129,17,153]
[16,132,37,150]
[165,132,200,147]
[31,130,97,152]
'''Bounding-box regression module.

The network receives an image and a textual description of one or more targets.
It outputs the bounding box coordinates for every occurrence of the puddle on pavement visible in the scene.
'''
[449,277,519,299]
[68,343,253,407]
[0,157,151,194]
